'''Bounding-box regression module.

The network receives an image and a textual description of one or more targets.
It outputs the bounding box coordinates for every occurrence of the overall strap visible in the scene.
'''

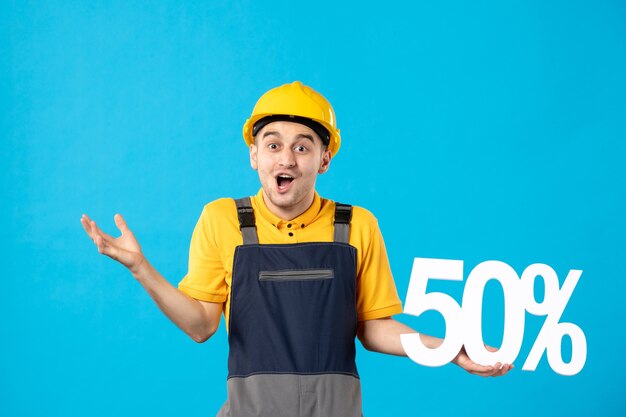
[234,197,259,245]
[333,202,353,244]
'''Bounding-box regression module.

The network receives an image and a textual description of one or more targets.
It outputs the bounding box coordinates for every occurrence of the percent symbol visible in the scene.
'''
[520,264,587,376]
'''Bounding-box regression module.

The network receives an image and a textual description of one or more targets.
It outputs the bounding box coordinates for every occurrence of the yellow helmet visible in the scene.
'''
[242,81,341,155]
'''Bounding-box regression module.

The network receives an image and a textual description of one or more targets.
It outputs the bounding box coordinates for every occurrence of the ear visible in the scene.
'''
[318,149,332,174]
[250,144,258,170]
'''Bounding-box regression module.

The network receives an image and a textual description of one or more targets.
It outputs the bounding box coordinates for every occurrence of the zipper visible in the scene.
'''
[258,269,334,281]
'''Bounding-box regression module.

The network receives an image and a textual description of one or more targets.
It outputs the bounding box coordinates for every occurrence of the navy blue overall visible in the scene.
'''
[216,197,362,417]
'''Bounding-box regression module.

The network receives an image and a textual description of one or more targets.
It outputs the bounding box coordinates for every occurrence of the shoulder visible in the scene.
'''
[349,205,383,247]
[191,197,243,247]
[202,197,237,217]
[196,197,239,233]
[350,205,379,229]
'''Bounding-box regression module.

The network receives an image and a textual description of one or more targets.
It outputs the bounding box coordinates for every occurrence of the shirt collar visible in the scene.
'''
[252,188,322,229]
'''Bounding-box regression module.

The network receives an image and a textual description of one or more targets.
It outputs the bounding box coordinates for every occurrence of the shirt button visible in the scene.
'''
[287,223,292,228]
[288,232,294,237]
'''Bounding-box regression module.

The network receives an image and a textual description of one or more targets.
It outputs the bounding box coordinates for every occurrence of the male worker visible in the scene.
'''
[81,81,511,417]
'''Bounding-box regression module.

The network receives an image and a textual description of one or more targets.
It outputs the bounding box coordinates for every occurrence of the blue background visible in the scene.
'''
[2,0,625,416]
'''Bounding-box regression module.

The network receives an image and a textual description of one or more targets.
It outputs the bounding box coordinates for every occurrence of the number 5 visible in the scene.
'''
[400,258,464,366]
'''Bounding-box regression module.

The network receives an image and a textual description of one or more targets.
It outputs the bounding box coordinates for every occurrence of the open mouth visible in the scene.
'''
[276,174,294,191]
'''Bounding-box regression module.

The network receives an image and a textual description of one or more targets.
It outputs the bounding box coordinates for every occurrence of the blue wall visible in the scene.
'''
[2,1,625,415]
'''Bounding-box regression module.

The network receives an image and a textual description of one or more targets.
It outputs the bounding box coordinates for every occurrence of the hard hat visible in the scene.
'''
[242,81,341,155]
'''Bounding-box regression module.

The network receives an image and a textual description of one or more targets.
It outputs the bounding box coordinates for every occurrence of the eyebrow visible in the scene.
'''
[262,131,316,142]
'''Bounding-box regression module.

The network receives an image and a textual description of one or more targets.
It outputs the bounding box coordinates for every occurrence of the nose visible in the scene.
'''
[278,148,296,167]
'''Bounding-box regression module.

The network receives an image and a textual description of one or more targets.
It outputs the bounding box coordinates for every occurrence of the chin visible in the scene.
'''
[269,191,304,209]
[271,195,297,208]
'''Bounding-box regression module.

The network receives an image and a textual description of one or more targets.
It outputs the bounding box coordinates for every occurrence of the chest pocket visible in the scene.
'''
[259,268,334,281]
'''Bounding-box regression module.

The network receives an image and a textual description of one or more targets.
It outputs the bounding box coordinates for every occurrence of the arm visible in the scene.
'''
[357,317,513,377]
[80,213,221,343]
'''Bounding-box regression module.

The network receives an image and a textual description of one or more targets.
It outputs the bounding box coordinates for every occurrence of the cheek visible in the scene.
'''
[257,159,275,179]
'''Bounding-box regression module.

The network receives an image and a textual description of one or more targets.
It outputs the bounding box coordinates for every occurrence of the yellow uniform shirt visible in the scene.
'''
[178,189,403,327]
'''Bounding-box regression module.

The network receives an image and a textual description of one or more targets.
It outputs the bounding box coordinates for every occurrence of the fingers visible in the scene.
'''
[80,214,101,242]
[114,213,130,234]
[80,214,93,236]
[466,362,498,376]
[80,214,114,245]
[94,232,107,253]
[460,357,514,377]
[469,362,514,377]
[468,345,512,377]
[94,232,121,261]
[90,220,113,243]
[492,363,513,377]
[89,223,116,257]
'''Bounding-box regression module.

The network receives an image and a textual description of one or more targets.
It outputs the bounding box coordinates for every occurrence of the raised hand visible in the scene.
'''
[80,213,145,273]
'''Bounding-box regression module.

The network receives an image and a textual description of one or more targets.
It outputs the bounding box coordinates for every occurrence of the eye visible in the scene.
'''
[267,143,279,150]
[294,145,307,153]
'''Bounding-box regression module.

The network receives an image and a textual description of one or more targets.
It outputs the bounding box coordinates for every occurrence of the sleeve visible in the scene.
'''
[353,208,403,321]
[177,203,229,303]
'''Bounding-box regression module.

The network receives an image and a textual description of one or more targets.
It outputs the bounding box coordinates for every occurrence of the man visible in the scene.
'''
[81,81,511,417]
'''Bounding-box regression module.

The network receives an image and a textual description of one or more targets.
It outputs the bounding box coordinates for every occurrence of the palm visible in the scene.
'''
[452,345,513,377]
[112,227,141,254]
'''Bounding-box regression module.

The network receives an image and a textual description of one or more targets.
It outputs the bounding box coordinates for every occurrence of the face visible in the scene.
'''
[250,121,331,220]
